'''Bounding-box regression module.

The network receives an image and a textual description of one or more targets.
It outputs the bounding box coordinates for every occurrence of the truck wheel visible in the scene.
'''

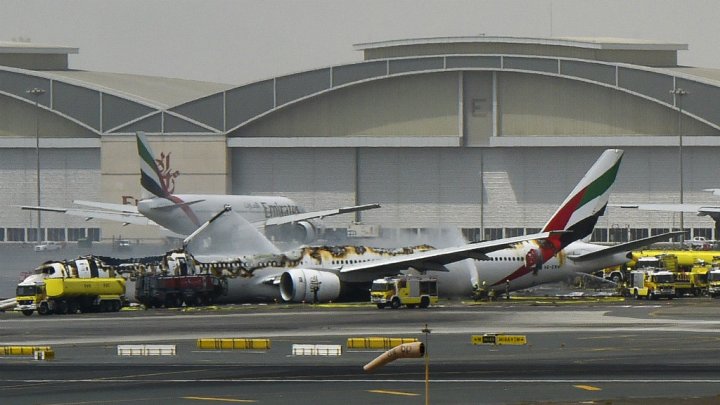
[38,302,50,315]
[376,303,386,309]
[165,296,181,308]
[391,297,401,309]
[420,296,430,308]
[633,291,640,300]
[21,310,33,316]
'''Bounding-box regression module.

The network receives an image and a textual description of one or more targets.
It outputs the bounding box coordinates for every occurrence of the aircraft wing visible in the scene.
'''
[73,200,139,213]
[263,203,381,227]
[338,231,559,278]
[567,231,683,262]
[613,203,720,215]
[20,205,156,226]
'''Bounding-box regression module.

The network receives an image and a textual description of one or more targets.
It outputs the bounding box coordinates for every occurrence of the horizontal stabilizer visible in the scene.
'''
[612,203,720,214]
[150,199,206,210]
[567,231,683,262]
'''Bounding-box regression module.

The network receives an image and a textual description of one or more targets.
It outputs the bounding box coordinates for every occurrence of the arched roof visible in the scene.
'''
[2,36,719,139]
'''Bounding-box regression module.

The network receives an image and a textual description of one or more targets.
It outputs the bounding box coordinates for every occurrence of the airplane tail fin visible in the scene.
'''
[541,149,623,252]
[136,132,172,200]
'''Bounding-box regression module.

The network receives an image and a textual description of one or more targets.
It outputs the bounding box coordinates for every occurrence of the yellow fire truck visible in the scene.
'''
[370,275,438,309]
[627,270,675,300]
[708,268,720,298]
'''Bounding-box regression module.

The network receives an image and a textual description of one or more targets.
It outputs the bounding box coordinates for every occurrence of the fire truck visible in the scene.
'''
[370,275,438,309]
[135,274,227,308]
[627,270,675,300]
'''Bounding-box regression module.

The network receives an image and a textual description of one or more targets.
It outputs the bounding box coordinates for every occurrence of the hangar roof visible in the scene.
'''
[669,67,720,84]
[354,36,688,67]
[0,41,79,54]
[354,36,688,51]
[0,41,78,70]
[47,70,233,108]
[4,36,720,141]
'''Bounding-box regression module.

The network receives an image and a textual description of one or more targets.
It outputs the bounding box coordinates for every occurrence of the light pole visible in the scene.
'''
[27,87,45,243]
[670,87,688,247]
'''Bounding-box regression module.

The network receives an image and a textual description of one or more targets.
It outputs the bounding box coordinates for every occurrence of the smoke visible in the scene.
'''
[333,227,470,249]
[186,211,280,258]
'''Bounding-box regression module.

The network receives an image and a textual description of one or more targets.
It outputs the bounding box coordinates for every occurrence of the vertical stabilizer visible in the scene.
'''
[137,132,171,200]
[541,149,623,251]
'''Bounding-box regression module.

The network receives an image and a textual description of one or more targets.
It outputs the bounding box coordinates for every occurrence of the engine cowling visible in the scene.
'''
[279,269,341,303]
[267,221,317,244]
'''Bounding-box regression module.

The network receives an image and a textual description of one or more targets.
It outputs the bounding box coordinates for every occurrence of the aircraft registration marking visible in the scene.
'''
[368,389,419,396]
[573,385,602,391]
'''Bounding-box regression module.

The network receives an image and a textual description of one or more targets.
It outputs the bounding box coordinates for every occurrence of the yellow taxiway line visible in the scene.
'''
[182,396,257,403]
[573,384,602,391]
[368,389,420,397]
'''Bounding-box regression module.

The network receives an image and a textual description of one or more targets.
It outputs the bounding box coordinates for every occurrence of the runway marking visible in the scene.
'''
[573,384,602,391]
[7,378,720,384]
[577,334,639,340]
[368,389,419,396]
[183,396,257,403]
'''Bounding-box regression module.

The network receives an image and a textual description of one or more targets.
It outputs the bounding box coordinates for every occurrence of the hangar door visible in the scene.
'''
[357,148,484,229]
[0,148,101,240]
[231,148,357,228]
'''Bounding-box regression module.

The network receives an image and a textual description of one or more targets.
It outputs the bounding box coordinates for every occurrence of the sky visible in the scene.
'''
[1,0,719,85]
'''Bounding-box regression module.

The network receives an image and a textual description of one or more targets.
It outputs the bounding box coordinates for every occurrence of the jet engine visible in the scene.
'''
[279,269,341,303]
[266,221,317,244]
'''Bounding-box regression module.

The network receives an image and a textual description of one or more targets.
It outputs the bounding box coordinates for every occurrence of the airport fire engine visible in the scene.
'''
[135,273,227,308]
[708,261,720,298]
[370,275,438,309]
[627,270,675,300]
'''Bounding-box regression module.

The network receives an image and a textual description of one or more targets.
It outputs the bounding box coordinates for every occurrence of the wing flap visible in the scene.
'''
[73,200,139,213]
[20,205,155,226]
[264,203,381,226]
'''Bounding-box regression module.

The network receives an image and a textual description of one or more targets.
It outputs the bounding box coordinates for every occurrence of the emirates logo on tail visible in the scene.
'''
[155,152,180,194]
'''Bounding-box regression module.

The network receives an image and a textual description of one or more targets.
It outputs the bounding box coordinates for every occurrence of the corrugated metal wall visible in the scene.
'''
[0,148,100,228]
[232,148,357,228]
[230,146,720,236]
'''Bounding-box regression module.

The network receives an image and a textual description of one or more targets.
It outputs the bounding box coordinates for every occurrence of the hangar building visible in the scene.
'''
[2,36,720,244]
